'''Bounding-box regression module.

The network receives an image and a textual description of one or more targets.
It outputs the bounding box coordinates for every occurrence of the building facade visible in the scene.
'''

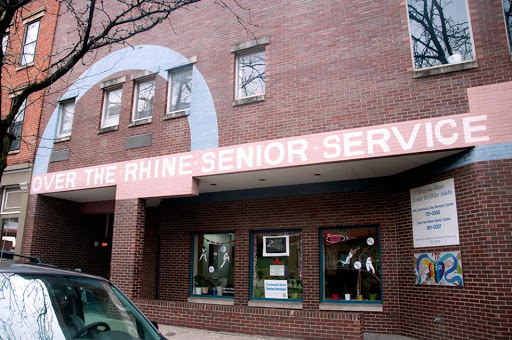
[23,1,512,339]
[0,0,59,255]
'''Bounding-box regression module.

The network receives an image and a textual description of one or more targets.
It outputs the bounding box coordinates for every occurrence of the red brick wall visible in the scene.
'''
[3,0,60,166]
[22,194,111,276]
[40,0,512,173]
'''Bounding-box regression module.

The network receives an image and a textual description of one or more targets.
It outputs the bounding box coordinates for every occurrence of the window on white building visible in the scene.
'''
[132,78,155,121]
[168,66,192,113]
[20,20,40,66]
[236,49,265,99]
[57,99,75,138]
[101,87,122,128]
[407,0,475,70]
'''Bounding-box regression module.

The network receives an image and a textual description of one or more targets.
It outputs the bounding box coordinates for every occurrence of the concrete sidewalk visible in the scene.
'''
[158,325,417,340]
[159,324,297,340]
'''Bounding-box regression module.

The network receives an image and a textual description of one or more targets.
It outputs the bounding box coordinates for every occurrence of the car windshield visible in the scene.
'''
[0,272,162,339]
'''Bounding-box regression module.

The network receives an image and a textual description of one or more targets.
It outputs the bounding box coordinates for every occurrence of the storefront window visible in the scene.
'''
[191,233,234,297]
[251,230,302,300]
[320,226,381,302]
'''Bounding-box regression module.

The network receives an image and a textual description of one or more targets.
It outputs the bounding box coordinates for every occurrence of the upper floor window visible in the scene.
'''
[251,230,302,300]
[132,78,155,121]
[407,0,475,70]
[57,99,75,138]
[20,20,40,66]
[101,86,122,128]
[503,0,512,52]
[2,34,8,55]
[236,49,265,99]
[1,187,22,215]
[168,66,192,113]
[9,100,26,151]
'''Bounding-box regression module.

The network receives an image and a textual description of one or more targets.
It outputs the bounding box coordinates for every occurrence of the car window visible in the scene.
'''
[0,272,161,339]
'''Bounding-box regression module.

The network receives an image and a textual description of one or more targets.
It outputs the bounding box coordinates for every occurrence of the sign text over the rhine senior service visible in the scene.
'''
[32,113,490,197]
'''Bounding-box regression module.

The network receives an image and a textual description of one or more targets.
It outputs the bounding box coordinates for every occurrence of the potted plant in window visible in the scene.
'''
[213,278,223,296]
[193,275,204,295]
[202,277,212,294]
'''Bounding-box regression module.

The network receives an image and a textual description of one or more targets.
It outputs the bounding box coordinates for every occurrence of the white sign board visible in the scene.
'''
[270,265,285,276]
[264,280,288,299]
[410,178,459,248]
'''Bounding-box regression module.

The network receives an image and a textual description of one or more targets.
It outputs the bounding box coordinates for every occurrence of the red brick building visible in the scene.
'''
[23,1,512,339]
[0,0,59,255]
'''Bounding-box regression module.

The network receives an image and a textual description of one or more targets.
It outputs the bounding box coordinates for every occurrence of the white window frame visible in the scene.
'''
[9,99,26,151]
[1,187,22,215]
[56,99,75,139]
[502,0,512,53]
[101,86,122,128]
[167,66,193,115]
[20,20,40,66]
[235,48,266,100]
[132,78,155,122]
[406,0,476,72]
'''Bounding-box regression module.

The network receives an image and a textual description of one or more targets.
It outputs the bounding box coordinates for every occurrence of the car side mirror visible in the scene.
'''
[151,320,159,330]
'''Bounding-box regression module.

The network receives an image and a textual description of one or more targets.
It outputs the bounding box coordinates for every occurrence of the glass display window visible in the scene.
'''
[320,226,382,303]
[190,233,235,298]
[250,230,302,300]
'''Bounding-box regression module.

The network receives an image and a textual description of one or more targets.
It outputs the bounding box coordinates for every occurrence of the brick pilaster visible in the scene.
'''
[110,198,146,299]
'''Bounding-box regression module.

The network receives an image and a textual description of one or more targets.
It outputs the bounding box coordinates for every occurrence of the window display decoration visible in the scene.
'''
[191,233,235,297]
[321,226,381,302]
[414,251,463,286]
[251,230,302,300]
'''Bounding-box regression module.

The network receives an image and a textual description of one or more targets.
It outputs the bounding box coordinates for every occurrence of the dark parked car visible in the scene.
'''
[0,252,166,339]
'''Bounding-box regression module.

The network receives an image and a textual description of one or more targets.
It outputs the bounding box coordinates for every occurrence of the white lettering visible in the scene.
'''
[66,172,77,188]
[287,139,308,163]
[105,167,116,184]
[367,128,390,154]
[264,142,285,166]
[201,152,215,173]
[463,115,489,143]
[44,174,54,190]
[139,161,151,180]
[237,146,254,169]
[425,122,434,147]
[179,155,193,175]
[32,177,42,192]
[343,131,364,156]
[392,124,420,150]
[55,173,65,190]
[162,157,176,177]
[323,135,341,159]
[124,163,138,181]
[435,119,458,146]
[85,169,94,185]
[218,149,234,171]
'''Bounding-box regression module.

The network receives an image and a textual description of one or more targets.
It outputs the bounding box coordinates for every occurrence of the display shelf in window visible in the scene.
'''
[320,226,382,305]
[250,230,302,301]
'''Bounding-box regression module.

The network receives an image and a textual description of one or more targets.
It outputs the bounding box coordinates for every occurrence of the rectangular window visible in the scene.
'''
[133,79,155,121]
[2,34,8,55]
[191,233,235,297]
[168,66,192,113]
[57,100,75,138]
[101,87,122,128]
[21,20,40,66]
[251,230,302,300]
[9,100,26,151]
[320,226,381,302]
[1,187,22,215]
[236,49,265,99]
[503,0,512,52]
[407,0,475,70]
[1,217,19,252]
